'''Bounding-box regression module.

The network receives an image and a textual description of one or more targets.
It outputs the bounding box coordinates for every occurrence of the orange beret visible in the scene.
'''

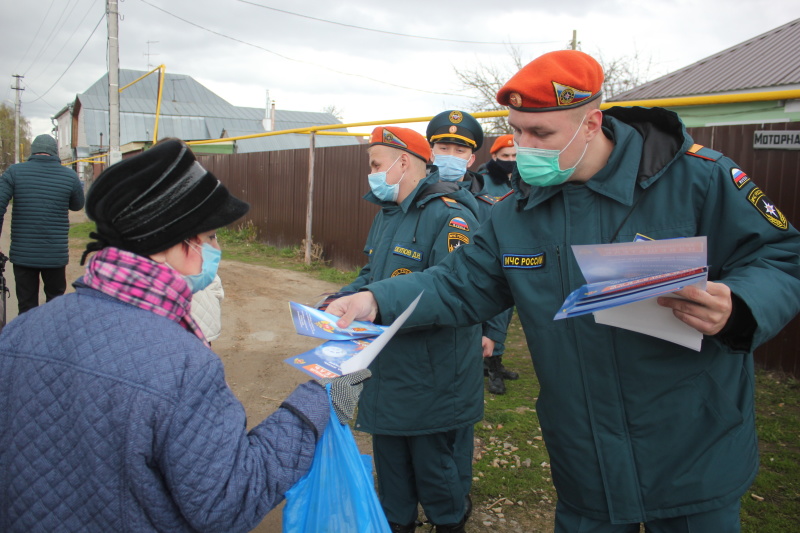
[490,134,515,154]
[497,50,604,112]
[369,126,431,163]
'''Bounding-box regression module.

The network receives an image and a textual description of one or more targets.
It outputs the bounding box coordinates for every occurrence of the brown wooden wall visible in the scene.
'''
[687,122,800,377]
[197,123,800,376]
[197,144,378,270]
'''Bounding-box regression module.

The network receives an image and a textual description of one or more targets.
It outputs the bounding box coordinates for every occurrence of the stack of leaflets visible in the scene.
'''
[554,236,708,350]
[284,293,422,378]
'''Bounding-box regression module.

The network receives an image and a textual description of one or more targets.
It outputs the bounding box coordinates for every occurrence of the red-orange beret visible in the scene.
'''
[490,134,515,154]
[497,50,604,112]
[369,126,431,163]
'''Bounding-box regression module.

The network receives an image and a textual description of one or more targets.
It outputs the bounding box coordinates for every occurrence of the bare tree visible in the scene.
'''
[321,104,344,121]
[454,45,524,135]
[595,51,653,99]
[0,103,32,173]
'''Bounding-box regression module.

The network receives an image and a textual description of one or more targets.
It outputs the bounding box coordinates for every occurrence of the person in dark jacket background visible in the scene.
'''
[0,139,369,533]
[0,133,85,314]
[477,133,516,200]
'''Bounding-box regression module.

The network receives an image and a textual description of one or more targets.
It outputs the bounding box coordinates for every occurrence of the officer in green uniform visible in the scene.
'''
[329,51,800,532]
[477,134,516,199]
[426,110,518,395]
[341,126,483,533]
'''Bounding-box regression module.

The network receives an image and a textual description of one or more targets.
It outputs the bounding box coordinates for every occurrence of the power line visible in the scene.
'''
[23,11,106,105]
[236,0,560,46]
[13,0,58,74]
[138,0,464,97]
[24,0,82,76]
[26,0,102,84]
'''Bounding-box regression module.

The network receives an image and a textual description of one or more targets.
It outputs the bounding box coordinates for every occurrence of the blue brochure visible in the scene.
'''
[554,266,709,319]
[285,338,375,379]
[290,301,387,340]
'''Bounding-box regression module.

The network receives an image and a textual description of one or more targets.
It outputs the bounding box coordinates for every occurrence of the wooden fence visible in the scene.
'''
[197,122,800,376]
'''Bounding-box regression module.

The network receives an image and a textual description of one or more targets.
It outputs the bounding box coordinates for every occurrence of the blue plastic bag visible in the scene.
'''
[282,386,390,533]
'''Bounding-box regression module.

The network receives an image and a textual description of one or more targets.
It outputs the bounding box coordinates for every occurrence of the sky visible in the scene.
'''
[3,0,800,139]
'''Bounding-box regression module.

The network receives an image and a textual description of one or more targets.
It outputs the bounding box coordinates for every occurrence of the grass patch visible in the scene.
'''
[741,371,800,532]
[217,223,359,286]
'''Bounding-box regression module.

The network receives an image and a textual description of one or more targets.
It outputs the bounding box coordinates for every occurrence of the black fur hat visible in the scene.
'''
[82,139,249,262]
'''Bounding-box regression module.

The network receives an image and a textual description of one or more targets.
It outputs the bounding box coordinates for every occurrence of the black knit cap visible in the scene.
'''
[82,139,249,263]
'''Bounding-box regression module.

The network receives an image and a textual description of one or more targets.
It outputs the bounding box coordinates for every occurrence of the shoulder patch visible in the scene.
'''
[447,232,470,252]
[747,187,788,230]
[391,268,413,277]
[686,143,722,161]
[730,168,750,190]
[448,216,470,231]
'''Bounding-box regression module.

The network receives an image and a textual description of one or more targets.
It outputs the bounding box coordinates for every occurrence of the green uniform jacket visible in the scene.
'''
[343,171,484,436]
[365,107,800,522]
[0,154,85,268]
[460,170,512,348]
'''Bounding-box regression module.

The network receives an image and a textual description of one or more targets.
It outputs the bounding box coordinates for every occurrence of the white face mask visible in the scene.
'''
[516,114,588,187]
[367,155,404,202]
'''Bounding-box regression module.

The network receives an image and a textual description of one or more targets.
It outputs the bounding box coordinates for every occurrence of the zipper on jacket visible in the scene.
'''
[556,246,566,303]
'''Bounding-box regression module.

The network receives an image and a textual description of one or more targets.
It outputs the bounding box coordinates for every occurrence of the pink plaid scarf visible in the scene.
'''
[83,247,207,345]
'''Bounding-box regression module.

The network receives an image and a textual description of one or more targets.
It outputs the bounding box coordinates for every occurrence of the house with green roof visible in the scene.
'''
[608,18,800,127]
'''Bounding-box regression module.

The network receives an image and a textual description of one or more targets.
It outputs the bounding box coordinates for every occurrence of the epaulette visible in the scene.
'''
[686,143,722,162]
[477,194,497,206]
[440,196,461,208]
[497,190,515,202]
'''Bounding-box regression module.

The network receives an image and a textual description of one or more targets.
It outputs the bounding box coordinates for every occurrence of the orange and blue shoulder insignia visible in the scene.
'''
[686,143,722,161]
[440,196,460,208]
[478,194,497,205]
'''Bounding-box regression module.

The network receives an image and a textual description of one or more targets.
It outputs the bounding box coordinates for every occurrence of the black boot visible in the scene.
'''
[486,356,506,395]
[388,521,416,532]
[497,355,519,380]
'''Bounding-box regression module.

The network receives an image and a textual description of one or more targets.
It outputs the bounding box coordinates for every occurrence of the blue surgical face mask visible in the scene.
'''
[433,154,469,182]
[368,155,404,202]
[184,242,221,293]
[516,115,588,187]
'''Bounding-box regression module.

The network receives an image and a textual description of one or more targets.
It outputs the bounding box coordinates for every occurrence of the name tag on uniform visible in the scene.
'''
[393,244,423,262]
[503,253,545,269]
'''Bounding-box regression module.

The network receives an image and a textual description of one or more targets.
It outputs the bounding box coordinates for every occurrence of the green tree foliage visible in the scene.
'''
[0,103,32,173]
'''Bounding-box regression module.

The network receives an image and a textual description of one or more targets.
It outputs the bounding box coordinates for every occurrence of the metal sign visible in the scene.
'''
[753,131,800,150]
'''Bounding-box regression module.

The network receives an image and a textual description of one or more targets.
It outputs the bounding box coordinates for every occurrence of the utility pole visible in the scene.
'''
[571,30,577,50]
[107,0,121,165]
[12,74,23,164]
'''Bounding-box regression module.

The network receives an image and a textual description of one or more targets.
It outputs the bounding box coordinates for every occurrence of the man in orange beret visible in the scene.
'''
[327,50,800,532]
[337,126,484,532]
[477,134,516,199]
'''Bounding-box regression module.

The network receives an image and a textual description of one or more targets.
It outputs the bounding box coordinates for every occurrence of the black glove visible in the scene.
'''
[317,369,372,424]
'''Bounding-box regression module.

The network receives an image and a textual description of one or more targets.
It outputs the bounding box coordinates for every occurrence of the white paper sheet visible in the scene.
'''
[340,292,423,374]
